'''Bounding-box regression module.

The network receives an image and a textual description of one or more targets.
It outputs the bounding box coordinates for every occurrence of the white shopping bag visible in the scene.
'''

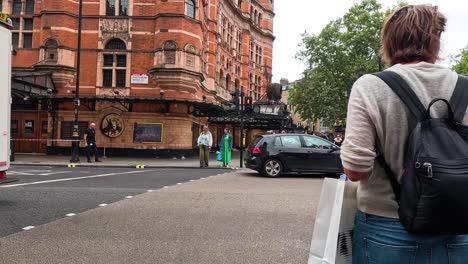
[308,178,358,264]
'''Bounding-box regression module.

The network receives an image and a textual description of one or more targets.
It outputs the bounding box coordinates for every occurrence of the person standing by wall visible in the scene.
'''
[219,128,233,167]
[84,122,101,163]
[197,126,213,168]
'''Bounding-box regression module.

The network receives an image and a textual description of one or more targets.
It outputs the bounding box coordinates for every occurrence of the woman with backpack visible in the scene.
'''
[219,128,233,167]
[341,5,468,263]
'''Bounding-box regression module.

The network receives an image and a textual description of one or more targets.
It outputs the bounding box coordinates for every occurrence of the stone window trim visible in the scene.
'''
[164,40,178,65]
[185,0,196,19]
[9,2,34,49]
[105,0,129,17]
[41,38,60,62]
[100,38,129,88]
[185,44,197,67]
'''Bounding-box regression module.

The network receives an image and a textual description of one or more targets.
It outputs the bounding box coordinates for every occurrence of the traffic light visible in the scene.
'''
[244,96,253,114]
[230,90,239,112]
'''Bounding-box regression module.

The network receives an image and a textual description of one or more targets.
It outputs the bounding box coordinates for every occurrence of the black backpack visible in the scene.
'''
[373,71,468,235]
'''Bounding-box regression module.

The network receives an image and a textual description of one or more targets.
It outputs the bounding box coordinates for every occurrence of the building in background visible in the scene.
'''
[3,0,275,156]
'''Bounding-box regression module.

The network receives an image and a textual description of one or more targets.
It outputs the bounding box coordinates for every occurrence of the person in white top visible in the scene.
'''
[197,126,213,168]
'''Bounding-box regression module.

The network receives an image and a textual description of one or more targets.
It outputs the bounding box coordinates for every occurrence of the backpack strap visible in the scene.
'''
[373,71,426,121]
[376,154,401,204]
[449,75,468,123]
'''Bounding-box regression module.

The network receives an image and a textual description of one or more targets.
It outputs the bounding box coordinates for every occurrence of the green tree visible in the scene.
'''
[289,0,403,125]
[453,48,468,75]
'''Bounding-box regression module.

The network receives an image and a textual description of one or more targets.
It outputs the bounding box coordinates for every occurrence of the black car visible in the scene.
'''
[245,134,343,177]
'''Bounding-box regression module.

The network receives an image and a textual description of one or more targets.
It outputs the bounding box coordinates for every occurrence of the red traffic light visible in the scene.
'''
[245,96,253,106]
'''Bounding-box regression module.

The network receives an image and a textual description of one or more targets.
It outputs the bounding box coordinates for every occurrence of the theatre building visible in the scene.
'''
[3,0,277,156]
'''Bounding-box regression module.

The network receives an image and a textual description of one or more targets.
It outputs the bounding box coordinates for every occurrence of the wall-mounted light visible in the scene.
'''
[160,89,165,97]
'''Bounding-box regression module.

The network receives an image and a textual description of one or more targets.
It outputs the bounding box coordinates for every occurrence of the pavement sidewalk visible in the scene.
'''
[11,152,243,169]
[0,171,322,264]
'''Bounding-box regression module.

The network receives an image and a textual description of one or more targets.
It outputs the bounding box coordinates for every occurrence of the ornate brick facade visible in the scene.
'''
[3,0,274,155]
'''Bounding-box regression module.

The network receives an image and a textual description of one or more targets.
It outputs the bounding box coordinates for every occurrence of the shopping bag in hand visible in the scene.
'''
[308,177,357,264]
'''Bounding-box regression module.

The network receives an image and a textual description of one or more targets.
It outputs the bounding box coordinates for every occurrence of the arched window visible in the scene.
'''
[105,38,126,50]
[164,41,178,64]
[219,69,224,85]
[44,39,59,61]
[102,38,127,87]
[225,74,231,90]
[258,13,262,26]
[185,44,196,67]
[234,79,240,91]
[186,0,195,19]
[254,10,257,24]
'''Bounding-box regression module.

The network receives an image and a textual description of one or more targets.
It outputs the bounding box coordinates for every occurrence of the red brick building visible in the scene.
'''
[2,0,275,156]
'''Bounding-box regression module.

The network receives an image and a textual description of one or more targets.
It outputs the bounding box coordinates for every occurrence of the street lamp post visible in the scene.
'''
[239,88,245,168]
[70,0,83,163]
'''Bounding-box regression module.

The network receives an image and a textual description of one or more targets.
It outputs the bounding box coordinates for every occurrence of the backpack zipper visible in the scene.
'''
[423,162,433,178]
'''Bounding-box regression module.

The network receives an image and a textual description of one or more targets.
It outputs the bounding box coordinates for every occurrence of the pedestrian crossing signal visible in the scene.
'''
[244,96,253,113]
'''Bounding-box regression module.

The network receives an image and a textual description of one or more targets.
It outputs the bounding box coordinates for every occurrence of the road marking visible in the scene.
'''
[177,183,182,185]
[22,226,35,231]
[163,186,169,188]
[189,180,195,182]
[125,196,133,199]
[8,170,71,176]
[65,213,76,217]
[98,204,108,207]
[147,190,154,192]
[0,170,158,188]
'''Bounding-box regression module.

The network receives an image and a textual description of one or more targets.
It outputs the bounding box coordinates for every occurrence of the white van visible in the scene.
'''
[0,13,12,182]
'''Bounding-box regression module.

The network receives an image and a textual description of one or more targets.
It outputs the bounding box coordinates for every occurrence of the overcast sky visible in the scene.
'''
[272,0,468,83]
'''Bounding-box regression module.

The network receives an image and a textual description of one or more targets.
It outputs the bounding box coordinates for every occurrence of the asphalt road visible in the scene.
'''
[0,166,230,238]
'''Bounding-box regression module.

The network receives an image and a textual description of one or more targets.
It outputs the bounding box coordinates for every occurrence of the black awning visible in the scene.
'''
[11,72,55,98]
[42,95,224,117]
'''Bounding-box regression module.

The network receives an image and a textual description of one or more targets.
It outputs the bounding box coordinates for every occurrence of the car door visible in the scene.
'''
[276,135,309,172]
[301,135,341,172]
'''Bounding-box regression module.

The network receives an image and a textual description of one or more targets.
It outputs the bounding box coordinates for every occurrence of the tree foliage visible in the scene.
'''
[453,48,468,76]
[289,0,403,125]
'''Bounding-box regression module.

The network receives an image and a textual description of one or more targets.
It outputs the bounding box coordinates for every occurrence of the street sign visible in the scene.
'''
[131,73,149,84]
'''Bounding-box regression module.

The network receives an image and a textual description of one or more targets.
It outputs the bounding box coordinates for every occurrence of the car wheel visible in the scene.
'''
[263,159,283,177]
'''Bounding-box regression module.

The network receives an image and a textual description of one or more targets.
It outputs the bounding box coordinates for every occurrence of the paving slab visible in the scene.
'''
[0,171,323,264]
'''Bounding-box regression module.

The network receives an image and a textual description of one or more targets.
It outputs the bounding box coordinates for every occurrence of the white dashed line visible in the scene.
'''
[65,213,76,217]
[98,204,108,207]
[22,226,35,231]
[189,180,195,182]
[0,170,158,188]
[147,190,154,192]
[163,186,169,188]
[177,183,182,185]
[125,196,133,199]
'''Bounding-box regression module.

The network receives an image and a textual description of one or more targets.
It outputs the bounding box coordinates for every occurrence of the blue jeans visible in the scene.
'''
[353,210,468,264]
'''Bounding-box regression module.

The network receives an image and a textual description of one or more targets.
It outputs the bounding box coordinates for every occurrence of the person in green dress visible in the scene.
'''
[219,128,233,167]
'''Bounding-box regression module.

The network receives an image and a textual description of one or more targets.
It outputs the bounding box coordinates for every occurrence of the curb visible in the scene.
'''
[10,162,242,170]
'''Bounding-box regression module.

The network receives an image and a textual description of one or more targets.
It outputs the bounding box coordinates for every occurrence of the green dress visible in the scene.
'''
[222,135,232,166]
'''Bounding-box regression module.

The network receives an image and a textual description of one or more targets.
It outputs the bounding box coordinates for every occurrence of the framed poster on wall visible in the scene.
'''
[133,123,163,143]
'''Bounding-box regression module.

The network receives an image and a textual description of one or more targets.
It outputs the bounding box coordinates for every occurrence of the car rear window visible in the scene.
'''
[249,136,263,148]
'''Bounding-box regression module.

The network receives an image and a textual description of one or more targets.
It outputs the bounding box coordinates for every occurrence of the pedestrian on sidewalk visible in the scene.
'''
[341,5,468,263]
[219,128,233,167]
[84,122,102,163]
[197,126,212,168]
[333,133,343,147]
